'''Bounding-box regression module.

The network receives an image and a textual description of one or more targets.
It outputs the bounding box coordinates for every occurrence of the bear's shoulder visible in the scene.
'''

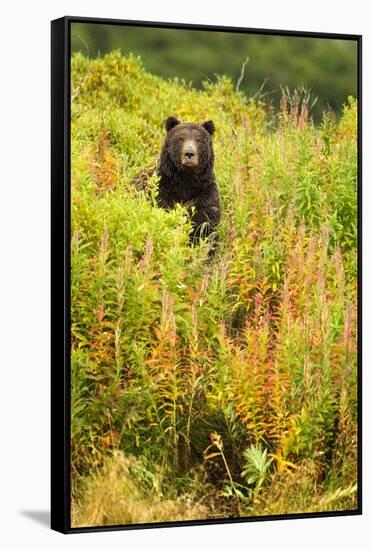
[129,160,158,191]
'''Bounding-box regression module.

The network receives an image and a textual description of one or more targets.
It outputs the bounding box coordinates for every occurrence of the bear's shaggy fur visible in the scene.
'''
[132,117,221,245]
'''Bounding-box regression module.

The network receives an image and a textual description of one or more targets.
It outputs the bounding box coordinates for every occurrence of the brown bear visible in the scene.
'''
[131,116,221,246]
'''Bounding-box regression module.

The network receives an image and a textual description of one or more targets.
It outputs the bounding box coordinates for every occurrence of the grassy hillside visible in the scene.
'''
[71,24,358,121]
[70,51,358,527]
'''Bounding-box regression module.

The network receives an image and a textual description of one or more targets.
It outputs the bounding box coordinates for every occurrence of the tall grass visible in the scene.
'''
[70,51,358,527]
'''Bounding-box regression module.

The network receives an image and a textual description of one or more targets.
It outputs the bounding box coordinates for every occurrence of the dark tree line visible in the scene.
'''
[71,23,357,121]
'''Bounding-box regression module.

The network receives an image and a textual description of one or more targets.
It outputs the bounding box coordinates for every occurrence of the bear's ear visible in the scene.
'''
[165,116,180,132]
[202,120,215,136]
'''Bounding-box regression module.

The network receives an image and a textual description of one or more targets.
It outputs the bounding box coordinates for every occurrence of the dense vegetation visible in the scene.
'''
[71,23,357,121]
[70,51,358,527]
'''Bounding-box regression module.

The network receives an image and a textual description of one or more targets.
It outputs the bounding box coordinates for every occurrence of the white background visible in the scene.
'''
[1,0,369,548]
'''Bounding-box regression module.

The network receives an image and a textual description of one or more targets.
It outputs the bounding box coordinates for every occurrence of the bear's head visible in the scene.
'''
[159,116,215,177]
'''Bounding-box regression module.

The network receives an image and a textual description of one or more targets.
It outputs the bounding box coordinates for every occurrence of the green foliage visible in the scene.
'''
[71,52,358,526]
[242,444,273,490]
[71,24,357,121]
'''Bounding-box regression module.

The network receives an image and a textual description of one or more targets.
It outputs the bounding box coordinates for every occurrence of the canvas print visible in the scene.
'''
[68,20,359,528]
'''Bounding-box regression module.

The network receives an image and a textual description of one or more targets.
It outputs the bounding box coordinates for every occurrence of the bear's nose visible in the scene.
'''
[185,147,195,159]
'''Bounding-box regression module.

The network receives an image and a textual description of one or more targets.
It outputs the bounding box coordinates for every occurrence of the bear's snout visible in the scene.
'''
[184,146,195,159]
[181,140,198,167]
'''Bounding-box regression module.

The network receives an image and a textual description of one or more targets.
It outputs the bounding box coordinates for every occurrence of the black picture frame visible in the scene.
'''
[51,15,362,534]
